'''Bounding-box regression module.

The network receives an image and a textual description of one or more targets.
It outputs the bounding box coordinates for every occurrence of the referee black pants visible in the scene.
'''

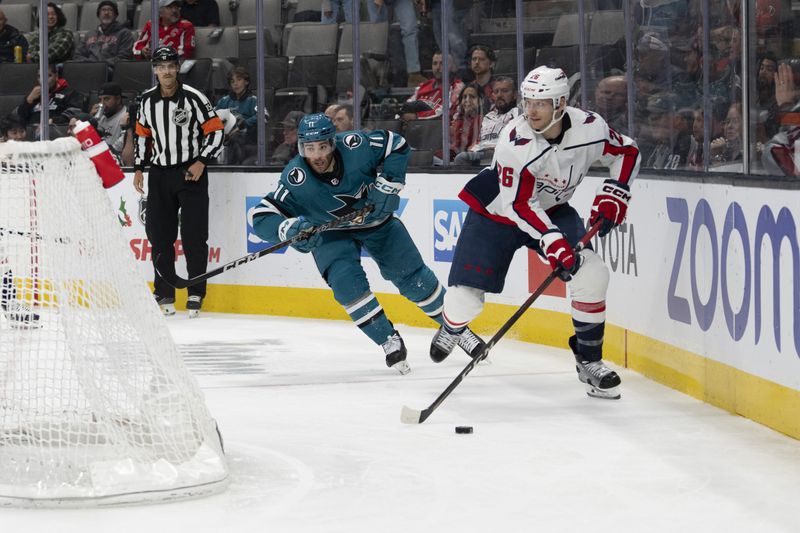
[146,164,209,300]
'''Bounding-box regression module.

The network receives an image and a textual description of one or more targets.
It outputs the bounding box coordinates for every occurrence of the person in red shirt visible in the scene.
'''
[133,0,195,60]
[402,50,464,121]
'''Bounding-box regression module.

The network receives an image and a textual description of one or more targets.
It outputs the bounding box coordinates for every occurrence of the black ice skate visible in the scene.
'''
[186,295,203,318]
[383,330,410,375]
[569,335,621,400]
[430,326,486,363]
[1,299,41,329]
[154,295,176,316]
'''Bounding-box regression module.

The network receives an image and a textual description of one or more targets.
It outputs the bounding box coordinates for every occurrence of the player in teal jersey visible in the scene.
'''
[250,113,485,374]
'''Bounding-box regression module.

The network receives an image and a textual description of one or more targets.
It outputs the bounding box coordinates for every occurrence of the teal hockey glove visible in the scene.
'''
[278,216,321,253]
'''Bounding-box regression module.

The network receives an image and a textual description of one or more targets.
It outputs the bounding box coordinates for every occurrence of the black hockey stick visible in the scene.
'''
[400,220,603,424]
[156,205,374,289]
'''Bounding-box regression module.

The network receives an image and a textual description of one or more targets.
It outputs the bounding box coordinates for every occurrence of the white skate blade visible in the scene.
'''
[188,309,200,319]
[392,360,411,375]
[160,304,176,316]
[584,382,621,400]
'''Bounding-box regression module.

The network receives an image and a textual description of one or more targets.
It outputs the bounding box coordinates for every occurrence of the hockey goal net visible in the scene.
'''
[0,138,228,507]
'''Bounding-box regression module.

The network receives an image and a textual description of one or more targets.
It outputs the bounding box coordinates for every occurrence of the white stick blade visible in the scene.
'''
[400,405,422,424]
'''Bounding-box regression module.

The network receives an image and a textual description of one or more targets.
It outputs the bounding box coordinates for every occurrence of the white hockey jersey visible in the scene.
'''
[459,106,640,241]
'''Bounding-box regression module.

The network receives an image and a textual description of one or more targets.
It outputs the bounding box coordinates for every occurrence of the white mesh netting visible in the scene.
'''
[0,138,228,507]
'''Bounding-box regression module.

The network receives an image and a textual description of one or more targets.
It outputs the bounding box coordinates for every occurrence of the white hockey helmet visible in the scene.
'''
[520,66,570,106]
[520,66,570,134]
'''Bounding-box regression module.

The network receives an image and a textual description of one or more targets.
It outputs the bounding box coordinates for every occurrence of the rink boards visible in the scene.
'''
[112,171,800,440]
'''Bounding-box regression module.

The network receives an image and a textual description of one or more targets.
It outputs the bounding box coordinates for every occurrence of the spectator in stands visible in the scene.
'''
[74,1,135,66]
[215,66,258,164]
[28,3,75,64]
[593,75,628,135]
[756,52,779,140]
[181,0,220,28]
[367,0,425,86]
[466,44,496,112]
[333,104,354,132]
[401,50,463,121]
[321,0,352,24]
[709,100,743,171]
[638,92,691,170]
[0,8,29,63]
[89,82,127,156]
[686,97,728,171]
[16,63,85,126]
[763,61,800,176]
[324,104,342,120]
[443,82,481,164]
[0,114,28,142]
[453,75,517,166]
[269,110,304,165]
[133,0,196,60]
[426,0,468,74]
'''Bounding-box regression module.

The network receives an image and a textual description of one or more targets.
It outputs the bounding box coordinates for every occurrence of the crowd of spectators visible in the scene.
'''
[0,0,798,177]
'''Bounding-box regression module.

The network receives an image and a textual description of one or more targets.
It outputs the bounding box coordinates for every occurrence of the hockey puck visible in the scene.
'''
[455,426,473,434]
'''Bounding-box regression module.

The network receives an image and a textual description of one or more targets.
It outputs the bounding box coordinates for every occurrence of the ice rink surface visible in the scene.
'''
[3,313,799,532]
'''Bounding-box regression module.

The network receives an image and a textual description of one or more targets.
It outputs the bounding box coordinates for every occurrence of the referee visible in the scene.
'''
[133,46,224,318]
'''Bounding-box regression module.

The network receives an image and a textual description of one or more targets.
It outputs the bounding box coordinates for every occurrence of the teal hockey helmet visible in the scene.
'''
[297,113,336,156]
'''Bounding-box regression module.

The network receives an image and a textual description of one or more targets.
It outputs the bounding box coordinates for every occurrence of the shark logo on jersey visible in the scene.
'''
[343,134,362,149]
[172,107,190,126]
[330,184,369,218]
[287,167,306,185]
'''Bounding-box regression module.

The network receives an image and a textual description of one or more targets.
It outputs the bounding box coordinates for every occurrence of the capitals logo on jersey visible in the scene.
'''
[508,127,531,146]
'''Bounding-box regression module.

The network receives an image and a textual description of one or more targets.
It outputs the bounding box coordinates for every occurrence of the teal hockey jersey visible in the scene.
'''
[250,129,410,242]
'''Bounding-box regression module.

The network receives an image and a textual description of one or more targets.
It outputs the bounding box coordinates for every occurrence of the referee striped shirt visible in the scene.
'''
[134,82,224,171]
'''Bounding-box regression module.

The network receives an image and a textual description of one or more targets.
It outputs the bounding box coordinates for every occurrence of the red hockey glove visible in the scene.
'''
[73,120,124,189]
[540,230,577,281]
[590,179,631,237]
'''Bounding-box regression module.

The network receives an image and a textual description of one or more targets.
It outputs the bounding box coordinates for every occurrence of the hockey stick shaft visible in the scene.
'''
[156,205,374,289]
[401,220,604,424]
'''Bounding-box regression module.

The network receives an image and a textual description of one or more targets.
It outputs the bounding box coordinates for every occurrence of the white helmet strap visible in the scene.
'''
[531,97,566,134]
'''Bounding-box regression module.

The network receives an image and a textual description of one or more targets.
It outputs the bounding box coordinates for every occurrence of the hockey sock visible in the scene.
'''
[415,282,445,324]
[572,314,605,362]
[344,292,395,345]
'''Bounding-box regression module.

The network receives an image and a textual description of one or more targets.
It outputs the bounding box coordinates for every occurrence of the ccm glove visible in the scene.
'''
[278,216,321,253]
[590,179,631,237]
[365,176,403,223]
[540,230,577,282]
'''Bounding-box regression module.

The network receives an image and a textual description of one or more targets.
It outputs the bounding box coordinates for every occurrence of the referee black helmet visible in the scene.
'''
[152,46,179,64]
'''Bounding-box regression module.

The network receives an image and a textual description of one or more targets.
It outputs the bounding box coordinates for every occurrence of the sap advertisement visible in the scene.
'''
[113,172,799,392]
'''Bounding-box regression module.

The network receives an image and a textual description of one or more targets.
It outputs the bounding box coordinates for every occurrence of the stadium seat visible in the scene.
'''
[0,95,23,118]
[246,56,289,89]
[365,118,402,134]
[112,60,154,94]
[588,10,624,45]
[0,63,39,96]
[195,26,239,61]
[238,26,277,58]
[179,58,213,93]
[337,22,389,90]
[234,0,283,52]
[62,61,109,96]
[3,4,33,32]
[80,1,128,31]
[535,45,581,76]
[283,22,337,58]
[551,13,592,47]
[407,149,433,167]
[288,55,337,93]
[403,119,442,151]
[59,3,79,31]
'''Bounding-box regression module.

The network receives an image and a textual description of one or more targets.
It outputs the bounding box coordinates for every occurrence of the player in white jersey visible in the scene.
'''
[429,66,640,399]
